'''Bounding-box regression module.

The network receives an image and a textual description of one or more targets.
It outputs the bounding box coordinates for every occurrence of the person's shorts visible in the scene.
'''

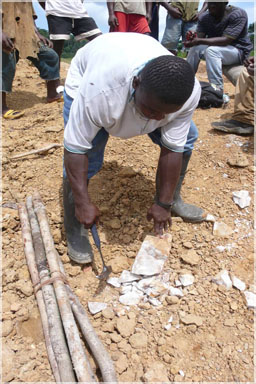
[47,14,101,41]
[112,11,151,34]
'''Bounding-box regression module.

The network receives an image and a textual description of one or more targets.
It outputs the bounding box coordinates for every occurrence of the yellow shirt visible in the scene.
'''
[171,1,200,22]
[2,2,39,58]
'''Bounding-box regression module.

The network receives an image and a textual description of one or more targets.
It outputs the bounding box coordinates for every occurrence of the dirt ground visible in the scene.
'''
[2,59,254,383]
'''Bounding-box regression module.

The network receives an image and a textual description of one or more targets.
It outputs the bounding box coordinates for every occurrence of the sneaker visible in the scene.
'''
[212,119,254,135]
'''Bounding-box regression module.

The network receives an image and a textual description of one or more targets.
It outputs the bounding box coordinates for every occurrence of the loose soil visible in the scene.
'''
[2,59,254,382]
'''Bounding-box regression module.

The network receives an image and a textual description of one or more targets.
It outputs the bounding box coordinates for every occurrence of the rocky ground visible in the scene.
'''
[2,59,255,382]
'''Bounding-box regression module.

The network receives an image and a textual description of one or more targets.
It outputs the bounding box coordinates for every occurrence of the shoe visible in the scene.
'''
[212,119,254,135]
[63,178,93,264]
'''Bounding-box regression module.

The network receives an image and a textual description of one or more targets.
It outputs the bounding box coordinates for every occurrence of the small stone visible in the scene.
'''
[224,318,235,327]
[132,234,172,276]
[243,291,256,309]
[119,168,137,178]
[232,190,251,209]
[2,320,14,337]
[179,273,194,287]
[183,241,193,249]
[212,269,232,290]
[108,219,121,229]
[205,214,216,222]
[110,332,122,343]
[180,249,200,266]
[213,222,233,237]
[169,286,183,297]
[116,316,136,337]
[107,277,121,288]
[119,270,141,283]
[166,295,179,305]
[143,362,169,382]
[129,333,148,349]
[230,301,238,311]
[119,290,143,306]
[180,314,203,326]
[102,308,115,319]
[115,353,128,374]
[231,275,246,291]
[227,153,249,168]
[10,302,22,312]
[88,302,107,315]
[16,280,33,297]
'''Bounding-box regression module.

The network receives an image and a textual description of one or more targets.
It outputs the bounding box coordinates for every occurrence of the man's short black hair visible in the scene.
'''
[140,55,195,105]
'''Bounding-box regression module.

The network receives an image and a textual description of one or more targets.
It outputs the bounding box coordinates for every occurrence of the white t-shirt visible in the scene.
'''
[45,0,88,18]
[64,33,201,154]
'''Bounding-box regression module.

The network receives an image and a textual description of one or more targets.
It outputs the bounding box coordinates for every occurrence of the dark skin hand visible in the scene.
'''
[35,28,53,48]
[2,31,14,53]
[147,147,182,235]
[185,35,233,48]
[107,1,119,30]
[244,56,254,76]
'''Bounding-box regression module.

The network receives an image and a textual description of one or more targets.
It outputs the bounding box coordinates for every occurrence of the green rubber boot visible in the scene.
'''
[171,151,204,222]
[63,178,93,264]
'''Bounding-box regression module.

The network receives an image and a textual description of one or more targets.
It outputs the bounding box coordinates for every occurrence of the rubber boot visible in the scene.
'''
[171,151,204,222]
[63,178,93,264]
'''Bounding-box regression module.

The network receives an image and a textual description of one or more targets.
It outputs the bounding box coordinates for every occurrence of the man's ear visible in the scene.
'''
[132,76,141,90]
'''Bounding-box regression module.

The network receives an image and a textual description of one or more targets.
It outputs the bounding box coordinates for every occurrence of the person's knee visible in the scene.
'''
[205,46,221,59]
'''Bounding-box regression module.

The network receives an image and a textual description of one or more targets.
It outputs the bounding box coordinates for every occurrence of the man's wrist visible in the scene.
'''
[154,197,173,211]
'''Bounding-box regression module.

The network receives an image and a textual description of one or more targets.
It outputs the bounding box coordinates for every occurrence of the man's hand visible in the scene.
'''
[2,31,14,53]
[169,7,182,19]
[147,203,172,235]
[75,201,100,228]
[108,14,119,31]
[191,13,199,21]
[184,37,199,47]
[35,30,53,48]
[244,57,254,76]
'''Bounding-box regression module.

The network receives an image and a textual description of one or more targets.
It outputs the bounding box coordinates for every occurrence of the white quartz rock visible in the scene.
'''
[121,284,133,295]
[232,190,251,209]
[119,270,141,283]
[148,297,162,306]
[205,214,216,222]
[119,290,144,306]
[179,274,195,287]
[212,269,232,290]
[132,234,172,276]
[88,302,107,315]
[231,275,246,291]
[169,286,184,297]
[107,277,121,288]
[175,279,182,287]
[243,291,256,309]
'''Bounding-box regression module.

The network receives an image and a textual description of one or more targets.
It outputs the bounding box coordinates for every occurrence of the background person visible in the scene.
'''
[1,2,61,119]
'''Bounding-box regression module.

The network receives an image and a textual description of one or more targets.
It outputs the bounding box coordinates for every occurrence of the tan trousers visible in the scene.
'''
[233,67,254,126]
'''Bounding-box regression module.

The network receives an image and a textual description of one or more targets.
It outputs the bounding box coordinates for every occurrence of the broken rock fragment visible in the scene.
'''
[212,269,232,290]
[180,313,203,326]
[213,222,233,237]
[231,275,246,291]
[119,270,141,283]
[88,302,107,315]
[232,190,251,209]
[180,249,200,266]
[179,273,195,287]
[119,290,143,306]
[131,234,172,276]
[243,291,256,309]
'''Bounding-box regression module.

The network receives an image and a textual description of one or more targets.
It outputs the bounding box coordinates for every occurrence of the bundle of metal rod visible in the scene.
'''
[18,191,117,383]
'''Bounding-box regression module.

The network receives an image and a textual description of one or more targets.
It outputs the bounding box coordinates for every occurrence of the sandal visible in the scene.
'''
[47,95,64,104]
[3,109,25,120]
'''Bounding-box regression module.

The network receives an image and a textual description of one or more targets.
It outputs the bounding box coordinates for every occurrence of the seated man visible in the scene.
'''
[161,0,208,55]
[107,0,152,34]
[186,1,253,92]
[63,33,204,264]
[1,2,61,119]
[212,57,254,135]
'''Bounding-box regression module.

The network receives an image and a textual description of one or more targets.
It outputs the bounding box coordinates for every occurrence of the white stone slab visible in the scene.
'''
[243,291,256,309]
[88,302,107,315]
[212,269,232,290]
[119,270,141,283]
[132,234,172,276]
[231,275,246,291]
[107,277,121,288]
[232,190,251,209]
[119,290,144,306]
[169,286,183,297]
[179,274,195,287]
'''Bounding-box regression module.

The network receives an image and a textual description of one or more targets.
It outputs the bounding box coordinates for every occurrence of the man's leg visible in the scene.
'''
[161,15,182,54]
[186,44,206,73]
[171,121,204,222]
[52,40,65,71]
[212,67,254,135]
[28,45,61,102]
[148,121,204,222]
[1,50,24,118]
[63,91,109,264]
[204,45,241,90]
